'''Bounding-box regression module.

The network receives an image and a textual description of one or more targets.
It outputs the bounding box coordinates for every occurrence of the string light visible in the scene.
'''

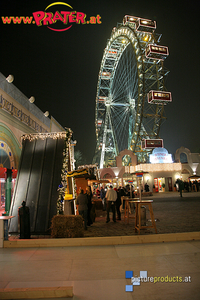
[22,132,69,141]
[135,163,182,172]
[57,128,73,215]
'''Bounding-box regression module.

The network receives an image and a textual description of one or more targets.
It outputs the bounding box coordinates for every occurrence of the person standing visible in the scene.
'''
[100,186,106,211]
[86,186,93,226]
[144,182,149,192]
[116,186,126,220]
[105,185,117,223]
[176,178,184,197]
[76,189,88,230]
[115,188,121,220]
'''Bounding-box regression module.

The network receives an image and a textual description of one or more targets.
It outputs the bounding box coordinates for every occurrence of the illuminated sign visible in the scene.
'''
[150,148,173,164]
[142,139,163,149]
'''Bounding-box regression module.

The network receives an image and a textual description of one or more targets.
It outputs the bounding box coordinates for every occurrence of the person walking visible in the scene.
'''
[76,189,88,230]
[105,185,117,223]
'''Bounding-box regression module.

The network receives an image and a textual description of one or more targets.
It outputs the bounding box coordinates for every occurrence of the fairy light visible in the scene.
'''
[135,163,182,172]
[57,128,73,215]
[22,132,68,141]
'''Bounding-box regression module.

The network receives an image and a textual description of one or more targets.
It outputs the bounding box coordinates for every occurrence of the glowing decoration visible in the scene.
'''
[44,111,49,117]
[175,174,181,179]
[22,132,68,141]
[6,75,14,83]
[97,119,102,125]
[29,96,35,103]
[138,163,181,172]
[101,72,111,79]
[57,128,73,214]
[150,148,173,164]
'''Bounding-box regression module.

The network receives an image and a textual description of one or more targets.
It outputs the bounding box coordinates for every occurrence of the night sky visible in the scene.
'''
[0,0,199,163]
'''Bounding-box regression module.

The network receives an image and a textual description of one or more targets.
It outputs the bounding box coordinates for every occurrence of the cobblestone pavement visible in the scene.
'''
[83,191,200,237]
[1,191,200,239]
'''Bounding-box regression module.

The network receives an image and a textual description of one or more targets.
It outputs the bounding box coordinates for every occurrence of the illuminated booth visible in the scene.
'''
[131,148,180,193]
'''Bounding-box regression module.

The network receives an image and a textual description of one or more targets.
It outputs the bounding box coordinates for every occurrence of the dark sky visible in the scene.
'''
[0,0,199,163]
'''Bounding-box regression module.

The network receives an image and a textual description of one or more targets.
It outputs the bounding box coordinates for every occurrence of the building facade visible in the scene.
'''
[98,147,199,193]
[0,72,65,205]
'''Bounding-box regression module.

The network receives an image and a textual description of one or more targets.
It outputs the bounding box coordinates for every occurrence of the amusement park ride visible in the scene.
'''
[93,15,172,168]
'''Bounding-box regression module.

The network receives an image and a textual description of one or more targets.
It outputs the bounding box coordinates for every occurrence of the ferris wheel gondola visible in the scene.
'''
[93,15,171,168]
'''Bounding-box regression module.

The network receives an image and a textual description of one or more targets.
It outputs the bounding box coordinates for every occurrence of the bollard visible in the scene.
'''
[18,201,30,239]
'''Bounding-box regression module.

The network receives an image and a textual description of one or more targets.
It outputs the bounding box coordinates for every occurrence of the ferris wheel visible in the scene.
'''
[93,16,172,168]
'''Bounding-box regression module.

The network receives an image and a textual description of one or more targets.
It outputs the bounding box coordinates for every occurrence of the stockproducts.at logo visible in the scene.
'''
[1,2,102,32]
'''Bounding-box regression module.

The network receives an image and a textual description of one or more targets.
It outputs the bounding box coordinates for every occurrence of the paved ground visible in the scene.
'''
[1,191,200,239]
[0,240,200,300]
[1,192,200,300]
[83,191,200,237]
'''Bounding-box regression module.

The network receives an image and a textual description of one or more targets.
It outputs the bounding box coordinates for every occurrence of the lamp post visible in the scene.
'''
[136,173,143,201]
[132,171,149,201]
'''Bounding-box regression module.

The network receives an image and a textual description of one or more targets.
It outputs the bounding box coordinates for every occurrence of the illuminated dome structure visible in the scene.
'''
[93,16,172,168]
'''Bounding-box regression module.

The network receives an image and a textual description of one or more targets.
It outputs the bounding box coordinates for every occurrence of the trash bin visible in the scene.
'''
[137,205,146,226]
[18,201,30,239]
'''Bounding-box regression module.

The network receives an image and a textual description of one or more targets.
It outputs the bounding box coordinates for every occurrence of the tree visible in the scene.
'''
[74,150,86,169]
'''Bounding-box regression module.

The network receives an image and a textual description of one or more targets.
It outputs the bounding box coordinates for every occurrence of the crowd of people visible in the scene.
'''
[76,179,200,229]
[175,179,200,197]
[76,184,136,229]
[100,185,135,222]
